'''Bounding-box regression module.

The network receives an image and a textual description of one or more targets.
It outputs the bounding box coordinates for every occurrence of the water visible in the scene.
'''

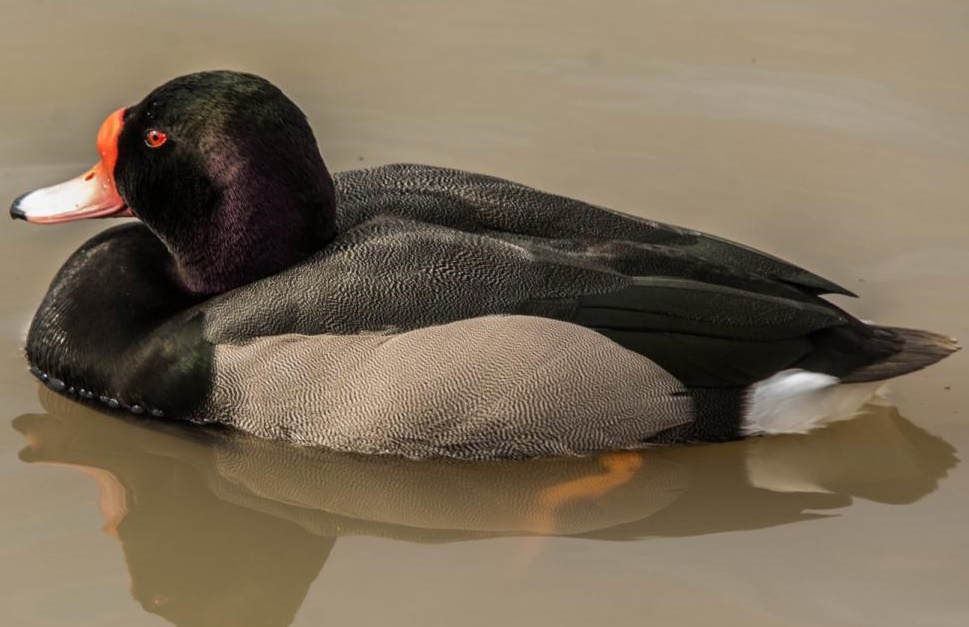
[1,1,967,625]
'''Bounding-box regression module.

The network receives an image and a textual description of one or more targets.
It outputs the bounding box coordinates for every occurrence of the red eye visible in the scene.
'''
[145,129,167,148]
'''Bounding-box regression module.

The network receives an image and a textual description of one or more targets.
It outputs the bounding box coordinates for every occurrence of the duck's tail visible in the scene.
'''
[741,326,958,437]
[742,372,884,436]
[841,326,960,383]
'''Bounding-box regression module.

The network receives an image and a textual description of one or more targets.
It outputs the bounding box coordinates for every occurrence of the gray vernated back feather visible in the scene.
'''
[198,164,841,343]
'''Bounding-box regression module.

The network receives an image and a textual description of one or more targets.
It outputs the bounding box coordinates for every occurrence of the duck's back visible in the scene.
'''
[332,163,853,296]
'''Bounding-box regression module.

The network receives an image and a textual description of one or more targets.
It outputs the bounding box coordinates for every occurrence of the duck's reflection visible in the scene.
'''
[12,389,956,627]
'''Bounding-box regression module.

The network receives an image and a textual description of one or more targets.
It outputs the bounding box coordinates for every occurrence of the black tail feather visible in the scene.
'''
[842,326,960,383]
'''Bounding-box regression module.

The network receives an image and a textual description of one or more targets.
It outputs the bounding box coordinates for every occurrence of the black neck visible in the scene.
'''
[140,146,338,296]
[169,193,335,296]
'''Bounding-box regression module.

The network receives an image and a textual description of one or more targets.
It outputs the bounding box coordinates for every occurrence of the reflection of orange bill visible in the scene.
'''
[39,461,129,540]
[516,451,645,565]
[531,451,646,535]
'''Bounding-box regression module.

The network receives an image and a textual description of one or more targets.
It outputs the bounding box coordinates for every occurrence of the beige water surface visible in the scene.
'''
[1,1,967,626]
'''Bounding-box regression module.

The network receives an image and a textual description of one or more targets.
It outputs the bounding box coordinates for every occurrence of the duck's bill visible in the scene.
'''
[10,107,131,224]
[10,162,131,224]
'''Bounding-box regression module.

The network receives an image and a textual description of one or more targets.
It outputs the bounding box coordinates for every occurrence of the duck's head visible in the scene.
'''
[11,71,337,295]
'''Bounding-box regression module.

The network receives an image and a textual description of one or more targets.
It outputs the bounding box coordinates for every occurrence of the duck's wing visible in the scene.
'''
[574,276,845,342]
[200,215,875,390]
[561,276,872,387]
[333,163,855,297]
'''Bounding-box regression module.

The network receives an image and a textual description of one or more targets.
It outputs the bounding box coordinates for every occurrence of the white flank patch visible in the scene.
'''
[742,369,883,436]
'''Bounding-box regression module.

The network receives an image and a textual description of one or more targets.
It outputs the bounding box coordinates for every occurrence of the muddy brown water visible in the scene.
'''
[1,1,967,626]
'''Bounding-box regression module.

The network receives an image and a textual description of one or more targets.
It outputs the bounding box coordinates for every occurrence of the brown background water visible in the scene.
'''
[1,1,967,626]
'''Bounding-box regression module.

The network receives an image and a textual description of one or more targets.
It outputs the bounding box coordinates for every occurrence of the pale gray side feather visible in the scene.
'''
[199,316,690,459]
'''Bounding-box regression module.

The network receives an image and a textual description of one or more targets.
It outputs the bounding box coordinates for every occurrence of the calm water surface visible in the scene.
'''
[1,2,967,626]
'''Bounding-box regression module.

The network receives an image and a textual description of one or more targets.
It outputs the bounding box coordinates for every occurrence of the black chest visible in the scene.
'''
[26,224,211,417]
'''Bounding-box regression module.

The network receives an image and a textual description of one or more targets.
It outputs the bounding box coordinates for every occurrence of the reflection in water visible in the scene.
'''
[12,388,956,627]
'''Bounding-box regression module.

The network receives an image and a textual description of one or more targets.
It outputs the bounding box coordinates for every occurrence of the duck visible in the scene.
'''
[8,70,959,459]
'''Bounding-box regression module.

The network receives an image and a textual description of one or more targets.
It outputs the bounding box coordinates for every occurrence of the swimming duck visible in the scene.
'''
[9,70,959,459]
